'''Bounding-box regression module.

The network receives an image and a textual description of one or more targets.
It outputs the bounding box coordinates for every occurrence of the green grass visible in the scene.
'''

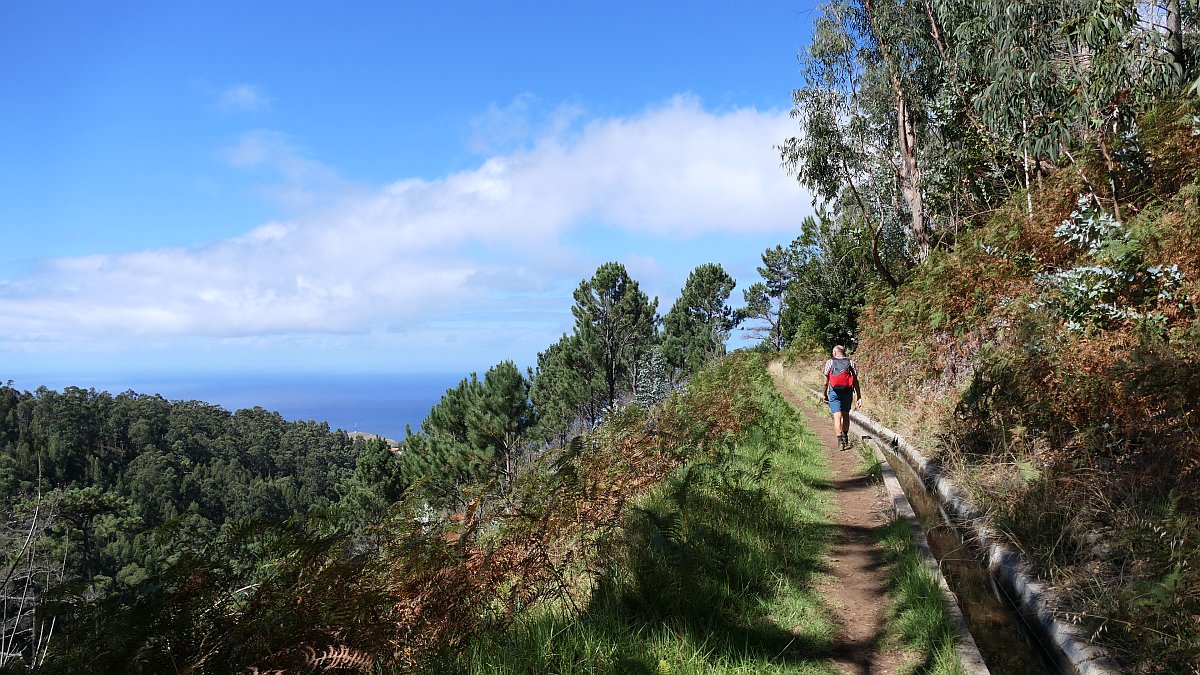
[854,442,884,483]
[435,356,973,674]
[772,359,969,674]
[877,516,966,675]
[441,358,839,674]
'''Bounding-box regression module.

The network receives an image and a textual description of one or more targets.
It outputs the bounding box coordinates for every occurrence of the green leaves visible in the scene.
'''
[741,240,808,350]
[789,0,1195,284]
[1035,194,1189,332]
[942,0,1181,170]
[531,333,597,445]
[784,215,873,350]
[402,361,535,496]
[339,438,406,524]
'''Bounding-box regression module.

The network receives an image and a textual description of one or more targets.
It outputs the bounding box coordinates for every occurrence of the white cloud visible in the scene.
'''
[220,130,348,209]
[467,93,585,155]
[0,97,811,349]
[216,83,272,114]
[471,95,808,236]
[222,131,322,177]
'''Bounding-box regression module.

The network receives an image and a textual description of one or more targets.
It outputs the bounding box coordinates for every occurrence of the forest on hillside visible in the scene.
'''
[3,0,1200,672]
[1,256,780,671]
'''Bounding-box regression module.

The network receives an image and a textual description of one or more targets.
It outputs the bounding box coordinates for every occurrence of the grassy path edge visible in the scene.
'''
[770,359,972,675]
[870,435,990,674]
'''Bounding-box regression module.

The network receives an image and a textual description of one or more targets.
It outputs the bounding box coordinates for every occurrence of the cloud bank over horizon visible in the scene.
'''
[0,97,813,357]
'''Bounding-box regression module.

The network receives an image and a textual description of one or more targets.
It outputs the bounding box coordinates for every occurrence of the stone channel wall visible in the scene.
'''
[844,398,1123,672]
[806,387,1122,675]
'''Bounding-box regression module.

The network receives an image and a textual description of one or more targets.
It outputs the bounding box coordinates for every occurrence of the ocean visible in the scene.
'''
[2,371,463,443]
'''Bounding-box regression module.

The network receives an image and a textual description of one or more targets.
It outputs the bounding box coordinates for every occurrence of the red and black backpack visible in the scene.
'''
[828,357,857,388]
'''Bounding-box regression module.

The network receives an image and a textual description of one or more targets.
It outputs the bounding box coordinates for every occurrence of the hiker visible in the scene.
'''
[822,345,861,450]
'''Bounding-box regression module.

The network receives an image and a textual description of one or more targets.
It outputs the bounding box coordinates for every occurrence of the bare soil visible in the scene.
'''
[771,371,910,675]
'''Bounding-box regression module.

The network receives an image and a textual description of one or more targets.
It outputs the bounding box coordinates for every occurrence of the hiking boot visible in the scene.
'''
[838,434,848,451]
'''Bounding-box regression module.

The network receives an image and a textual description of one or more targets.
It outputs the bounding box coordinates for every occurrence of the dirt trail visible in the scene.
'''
[769,365,908,675]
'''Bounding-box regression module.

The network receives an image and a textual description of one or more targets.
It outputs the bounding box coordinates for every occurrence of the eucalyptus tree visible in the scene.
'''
[1164,0,1192,86]
[661,263,737,376]
[571,262,660,407]
[937,0,1191,215]
[860,0,937,259]
[781,0,1185,272]
[780,0,939,285]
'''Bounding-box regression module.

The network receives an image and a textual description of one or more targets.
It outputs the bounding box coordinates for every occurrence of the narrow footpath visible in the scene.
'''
[770,364,909,675]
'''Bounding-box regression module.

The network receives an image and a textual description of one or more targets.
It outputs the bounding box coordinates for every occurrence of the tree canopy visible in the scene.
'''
[571,262,660,408]
[661,263,737,375]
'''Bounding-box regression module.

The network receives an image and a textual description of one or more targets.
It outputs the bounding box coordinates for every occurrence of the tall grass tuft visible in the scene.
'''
[878,517,965,675]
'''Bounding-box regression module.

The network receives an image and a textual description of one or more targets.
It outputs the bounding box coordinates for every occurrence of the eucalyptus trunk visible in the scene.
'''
[839,154,900,289]
[1166,0,1185,88]
[864,0,931,262]
[893,78,930,262]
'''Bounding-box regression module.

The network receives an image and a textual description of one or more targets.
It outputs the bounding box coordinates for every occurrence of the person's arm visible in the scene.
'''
[821,363,829,401]
[853,364,862,409]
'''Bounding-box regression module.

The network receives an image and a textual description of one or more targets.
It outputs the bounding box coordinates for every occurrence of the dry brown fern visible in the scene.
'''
[260,358,762,671]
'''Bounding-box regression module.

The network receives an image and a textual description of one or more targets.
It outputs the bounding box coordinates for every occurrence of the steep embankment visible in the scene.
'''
[457,353,843,674]
[839,100,1200,671]
[456,353,963,674]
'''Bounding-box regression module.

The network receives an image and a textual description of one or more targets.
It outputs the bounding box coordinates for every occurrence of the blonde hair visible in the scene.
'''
[832,345,846,357]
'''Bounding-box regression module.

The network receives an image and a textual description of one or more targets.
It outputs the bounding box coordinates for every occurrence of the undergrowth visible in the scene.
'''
[450,354,837,674]
[41,348,979,673]
[849,98,1200,672]
[40,355,769,673]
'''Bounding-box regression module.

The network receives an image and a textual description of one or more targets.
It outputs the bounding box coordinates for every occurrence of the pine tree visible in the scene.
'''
[400,375,487,498]
[662,263,736,376]
[740,241,802,350]
[339,437,406,525]
[571,262,660,407]
[401,363,536,496]
[531,333,597,446]
[468,361,535,481]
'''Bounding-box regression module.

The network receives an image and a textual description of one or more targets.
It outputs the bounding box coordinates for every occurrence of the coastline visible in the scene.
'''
[1,370,458,444]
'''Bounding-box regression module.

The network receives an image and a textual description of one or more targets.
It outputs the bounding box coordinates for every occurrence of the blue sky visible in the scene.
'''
[1,1,818,383]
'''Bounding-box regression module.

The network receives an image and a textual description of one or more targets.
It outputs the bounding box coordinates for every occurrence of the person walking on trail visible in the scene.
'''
[822,345,861,451]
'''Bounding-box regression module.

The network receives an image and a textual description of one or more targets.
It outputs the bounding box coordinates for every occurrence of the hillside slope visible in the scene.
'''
[841,100,1200,671]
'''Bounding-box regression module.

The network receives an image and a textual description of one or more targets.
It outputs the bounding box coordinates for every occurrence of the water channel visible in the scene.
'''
[877,445,1063,675]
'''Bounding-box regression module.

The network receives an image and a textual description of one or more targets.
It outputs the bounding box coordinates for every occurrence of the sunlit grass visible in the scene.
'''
[445,357,839,674]
[461,608,841,674]
[878,516,966,675]
[445,356,972,674]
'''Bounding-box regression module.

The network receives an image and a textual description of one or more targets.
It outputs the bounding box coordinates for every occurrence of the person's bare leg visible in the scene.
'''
[839,411,851,442]
[832,409,844,438]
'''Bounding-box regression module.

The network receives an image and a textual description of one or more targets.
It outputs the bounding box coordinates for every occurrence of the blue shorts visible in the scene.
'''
[828,386,855,413]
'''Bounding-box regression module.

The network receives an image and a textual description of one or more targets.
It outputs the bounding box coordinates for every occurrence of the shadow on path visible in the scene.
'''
[770,366,909,675]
